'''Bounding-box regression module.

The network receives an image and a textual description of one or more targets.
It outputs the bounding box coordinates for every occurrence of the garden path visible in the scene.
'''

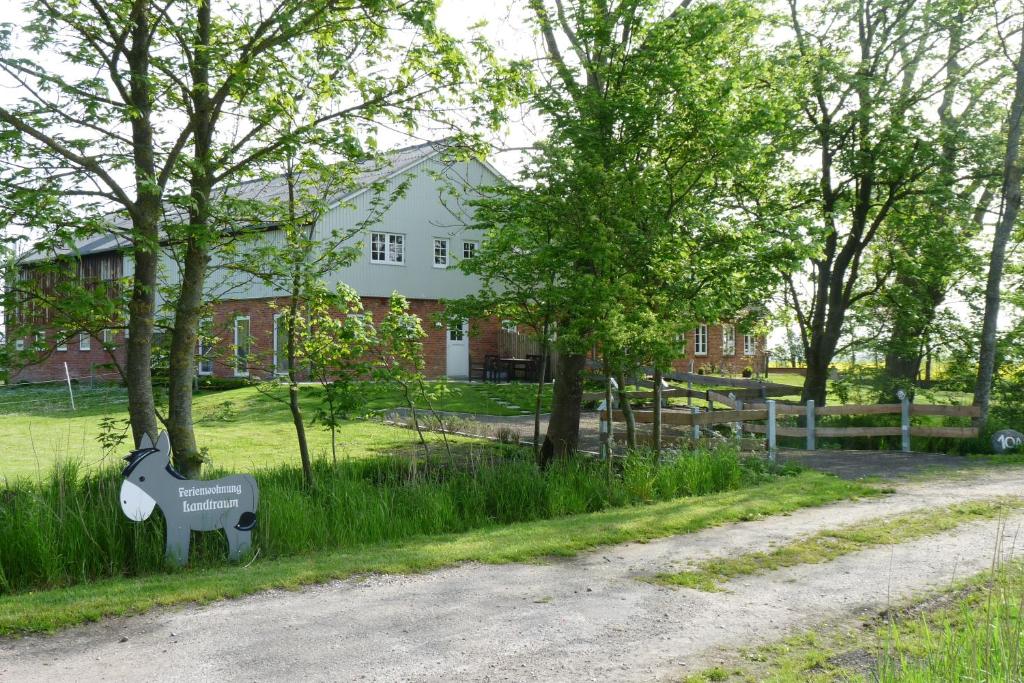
[3,467,1024,682]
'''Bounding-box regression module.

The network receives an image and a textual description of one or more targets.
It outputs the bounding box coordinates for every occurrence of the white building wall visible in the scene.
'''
[154,153,500,305]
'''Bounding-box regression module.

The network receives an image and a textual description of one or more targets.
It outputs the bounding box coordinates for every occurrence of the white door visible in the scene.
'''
[446,322,469,378]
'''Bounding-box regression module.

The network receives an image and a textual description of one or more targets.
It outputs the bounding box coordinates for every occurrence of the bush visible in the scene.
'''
[0,445,767,595]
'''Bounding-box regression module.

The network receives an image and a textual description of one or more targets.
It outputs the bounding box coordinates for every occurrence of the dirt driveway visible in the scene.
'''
[4,467,1024,682]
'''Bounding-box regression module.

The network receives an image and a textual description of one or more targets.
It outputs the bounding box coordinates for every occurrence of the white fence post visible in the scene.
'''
[691,406,700,441]
[767,399,777,462]
[63,362,76,411]
[900,392,911,453]
[806,399,815,451]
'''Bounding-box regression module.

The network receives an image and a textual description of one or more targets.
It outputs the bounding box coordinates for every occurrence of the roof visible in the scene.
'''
[19,139,465,263]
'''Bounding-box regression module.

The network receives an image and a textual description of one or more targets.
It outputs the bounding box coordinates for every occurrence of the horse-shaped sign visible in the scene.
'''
[119,432,259,566]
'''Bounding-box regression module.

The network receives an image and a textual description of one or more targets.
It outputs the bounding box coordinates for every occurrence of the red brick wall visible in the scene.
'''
[201,296,500,380]
[670,324,768,376]
[6,329,127,384]
[6,307,759,383]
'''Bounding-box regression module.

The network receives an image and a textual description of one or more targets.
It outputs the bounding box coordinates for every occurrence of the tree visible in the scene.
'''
[872,2,1002,393]
[461,0,796,459]
[782,0,980,405]
[293,283,376,469]
[0,0,190,445]
[156,0,508,476]
[975,11,1024,428]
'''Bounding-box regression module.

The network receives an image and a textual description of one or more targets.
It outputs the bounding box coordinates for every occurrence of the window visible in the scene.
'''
[56,337,67,352]
[123,308,130,338]
[463,241,478,259]
[80,332,91,351]
[102,329,114,346]
[744,333,756,356]
[273,313,289,376]
[370,232,404,264]
[433,238,449,268]
[675,333,687,354]
[449,325,464,342]
[234,316,250,377]
[694,324,708,356]
[501,320,517,332]
[722,324,736,356]
[197,318,213,376]
[15,339,24,352]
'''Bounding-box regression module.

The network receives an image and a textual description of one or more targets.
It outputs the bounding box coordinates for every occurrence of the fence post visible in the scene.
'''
[687,359,693,408]
[900,391,911,453]
[767,399,777,462]
[599,400,609,460]
[691,406,700,441]
[806,399,815,451]
[735,399,743,444]
[63,362,76,411]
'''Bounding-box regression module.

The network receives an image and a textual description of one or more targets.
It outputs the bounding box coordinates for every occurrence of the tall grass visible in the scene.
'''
[0,446,775,594]
[875,560,1024,681]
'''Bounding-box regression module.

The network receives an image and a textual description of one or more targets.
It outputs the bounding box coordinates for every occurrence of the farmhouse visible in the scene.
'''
[5,140,767,383]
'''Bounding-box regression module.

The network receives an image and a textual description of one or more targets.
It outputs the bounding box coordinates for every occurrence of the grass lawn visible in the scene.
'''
[0,470,877,635]
[0,381,550,479]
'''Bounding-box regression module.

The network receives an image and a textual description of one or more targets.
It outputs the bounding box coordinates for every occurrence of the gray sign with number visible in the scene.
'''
[992,429,1024,454]
[119,432,259,566]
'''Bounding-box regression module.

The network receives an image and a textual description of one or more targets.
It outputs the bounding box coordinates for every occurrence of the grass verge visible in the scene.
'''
[0,471,875,635]
[683,555,1024,682]
[656,498,1024,592]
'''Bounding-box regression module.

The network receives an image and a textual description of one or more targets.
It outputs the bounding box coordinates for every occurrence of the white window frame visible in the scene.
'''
[370,231,405,265]
[35,331,45,347]
[14,339,25,351]
[79,332,91,351]
[56,337,67,352]
[197,317,213,376]
[272,313,289,376]
[101,328,114,346]
[463,240,479,259]
[722,324,736,356]
[744,333,756,356]
[233,315,250,377]
[433,238,449,268]
[694,324,708,356]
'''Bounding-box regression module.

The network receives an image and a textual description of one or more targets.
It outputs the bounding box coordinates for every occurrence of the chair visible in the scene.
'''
[469,356,486,381]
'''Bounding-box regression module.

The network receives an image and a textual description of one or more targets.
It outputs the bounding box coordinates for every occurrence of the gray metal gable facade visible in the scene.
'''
[157,152,500,305]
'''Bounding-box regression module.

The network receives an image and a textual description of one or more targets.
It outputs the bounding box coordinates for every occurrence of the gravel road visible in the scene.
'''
[3,468,1024,682]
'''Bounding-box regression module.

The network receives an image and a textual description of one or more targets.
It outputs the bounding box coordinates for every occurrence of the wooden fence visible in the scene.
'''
[588,377,980,458]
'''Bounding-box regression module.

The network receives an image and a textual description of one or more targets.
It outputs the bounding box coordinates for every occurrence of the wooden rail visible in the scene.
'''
[601,408,769,426]
[585,368,980,459]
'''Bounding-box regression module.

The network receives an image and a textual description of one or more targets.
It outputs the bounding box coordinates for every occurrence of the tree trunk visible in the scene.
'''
[653,367,663,460]
[975,31,1024,428]
[801,344,832,408]
[616,373,636,449]
[165,0,214,477]
[285,170,315,488]
[123,0,160,448]
[533,324,549,464]
[166,236,209,477]
[125,229,160,448]
[539,352,586,466]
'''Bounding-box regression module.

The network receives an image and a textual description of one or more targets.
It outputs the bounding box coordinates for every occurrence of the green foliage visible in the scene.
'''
[456,1,796,380]
[291,283,377,461]
[1,445,771,595]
